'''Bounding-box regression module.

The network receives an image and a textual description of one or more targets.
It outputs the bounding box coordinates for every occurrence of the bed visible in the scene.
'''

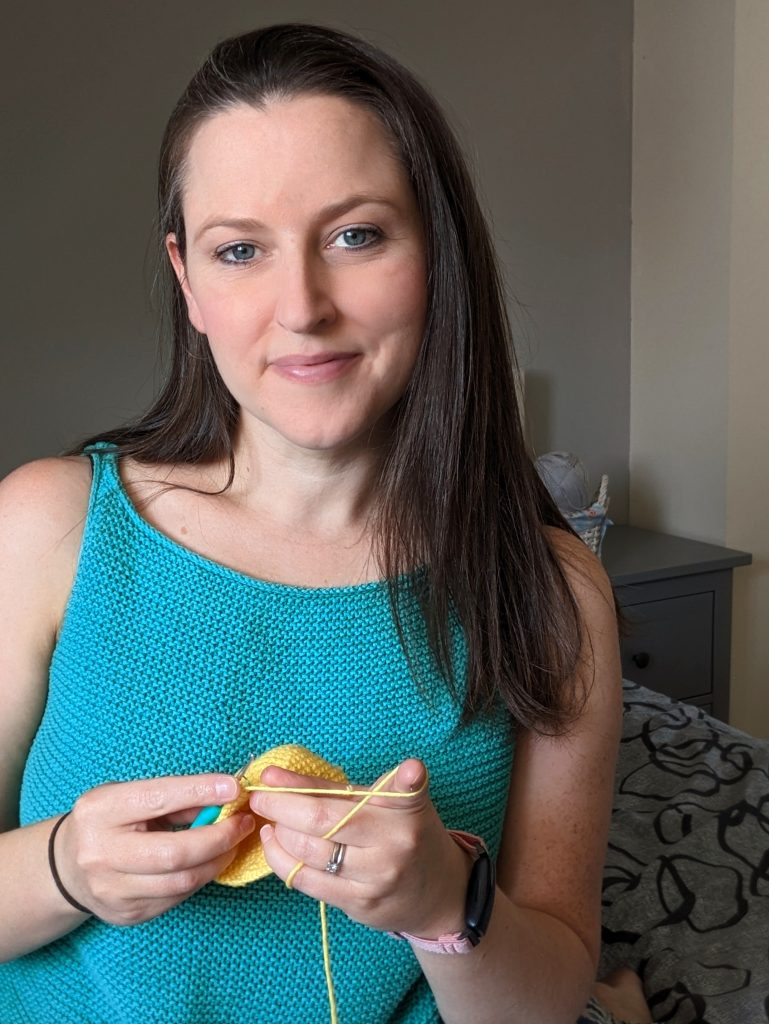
[599,680,769,1023]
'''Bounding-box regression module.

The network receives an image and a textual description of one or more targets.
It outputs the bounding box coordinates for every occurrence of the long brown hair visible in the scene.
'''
[80,23,589,732]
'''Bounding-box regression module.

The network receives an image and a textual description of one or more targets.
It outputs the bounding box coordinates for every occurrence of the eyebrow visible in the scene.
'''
[192,194,400,245]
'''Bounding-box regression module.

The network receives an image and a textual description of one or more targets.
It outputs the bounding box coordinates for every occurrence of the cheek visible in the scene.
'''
[395,266,428,327]
[193,286,270,350]
[351,260,427,342]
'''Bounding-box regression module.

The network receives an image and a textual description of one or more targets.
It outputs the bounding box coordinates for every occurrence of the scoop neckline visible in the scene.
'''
[95,447,397,596]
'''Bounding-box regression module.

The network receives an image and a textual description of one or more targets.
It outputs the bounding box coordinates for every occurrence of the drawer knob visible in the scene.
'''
[631,652,650,669]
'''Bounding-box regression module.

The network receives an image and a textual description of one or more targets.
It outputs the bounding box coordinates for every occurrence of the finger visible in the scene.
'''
[272,824,366,880]
[249,785,348,838]
[137,844,241,898]
[81,774,241,828]
[254,764,352,795]
[96,844,243,919]
[260,824,355,904]
[107,812,256,875]
[253,761,425,804]
[250,759,429,833]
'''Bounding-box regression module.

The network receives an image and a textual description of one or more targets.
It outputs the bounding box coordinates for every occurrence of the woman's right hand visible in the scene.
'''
[51,773,254,925]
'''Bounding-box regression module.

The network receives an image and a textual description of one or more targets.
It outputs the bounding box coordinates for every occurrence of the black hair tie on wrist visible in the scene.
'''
[48,812,93,916]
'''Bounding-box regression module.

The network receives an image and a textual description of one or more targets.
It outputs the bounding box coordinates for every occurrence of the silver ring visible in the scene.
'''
[324,841,346,875]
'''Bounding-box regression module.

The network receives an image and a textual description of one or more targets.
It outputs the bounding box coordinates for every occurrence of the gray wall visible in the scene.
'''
[1,1,632,519]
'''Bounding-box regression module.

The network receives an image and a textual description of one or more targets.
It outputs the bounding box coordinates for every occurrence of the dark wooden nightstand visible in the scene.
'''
[601,526,751,722]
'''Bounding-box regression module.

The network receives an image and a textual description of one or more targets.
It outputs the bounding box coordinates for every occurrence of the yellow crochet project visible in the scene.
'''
[213,744,348,886]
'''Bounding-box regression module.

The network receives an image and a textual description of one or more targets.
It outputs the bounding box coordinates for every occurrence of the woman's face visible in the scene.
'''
[167,95,427,456]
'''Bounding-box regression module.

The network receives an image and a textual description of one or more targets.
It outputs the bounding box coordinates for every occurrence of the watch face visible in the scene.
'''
[463,848,495,941]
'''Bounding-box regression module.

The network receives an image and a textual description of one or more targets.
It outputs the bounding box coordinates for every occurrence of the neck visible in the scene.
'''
[225,419,389,540]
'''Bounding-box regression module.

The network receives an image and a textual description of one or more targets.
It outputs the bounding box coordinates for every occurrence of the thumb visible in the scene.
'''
[367,758,429,810]
[393,758,429,796]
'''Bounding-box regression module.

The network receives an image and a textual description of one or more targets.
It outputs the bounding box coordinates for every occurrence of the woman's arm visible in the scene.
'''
[415,530,622,1023]
[0,459,89,828]
[0,460,253,962]
[0,458,95,958]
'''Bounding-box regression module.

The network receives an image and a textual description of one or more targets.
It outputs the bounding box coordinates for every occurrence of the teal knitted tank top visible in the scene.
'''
[2,447,515,1024]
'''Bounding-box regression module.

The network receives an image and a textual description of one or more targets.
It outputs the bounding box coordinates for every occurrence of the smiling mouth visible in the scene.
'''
[270,352,361,382]
[272,351,356,366]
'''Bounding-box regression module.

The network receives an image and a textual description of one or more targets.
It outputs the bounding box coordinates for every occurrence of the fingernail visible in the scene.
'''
[216,779,238,799]
[260,824,273,844]
[240,814,256,834]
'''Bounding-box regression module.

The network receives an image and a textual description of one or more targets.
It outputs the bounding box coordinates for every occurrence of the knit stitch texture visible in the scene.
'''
[1,446,515,1024]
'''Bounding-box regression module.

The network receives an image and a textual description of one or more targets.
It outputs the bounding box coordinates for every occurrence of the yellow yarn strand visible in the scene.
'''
[242,764,428,1024]
[319,900,337,1024]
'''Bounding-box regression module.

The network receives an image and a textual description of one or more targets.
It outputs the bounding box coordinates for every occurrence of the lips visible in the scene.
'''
[270,351,361,383]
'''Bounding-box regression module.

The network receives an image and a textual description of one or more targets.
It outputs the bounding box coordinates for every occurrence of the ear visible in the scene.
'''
[165,233,206,334]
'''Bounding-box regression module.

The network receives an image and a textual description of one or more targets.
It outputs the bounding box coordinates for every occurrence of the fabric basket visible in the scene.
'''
[564,474,610,556]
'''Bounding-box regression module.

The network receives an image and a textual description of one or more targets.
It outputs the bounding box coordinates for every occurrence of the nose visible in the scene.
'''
[274,250,337,335]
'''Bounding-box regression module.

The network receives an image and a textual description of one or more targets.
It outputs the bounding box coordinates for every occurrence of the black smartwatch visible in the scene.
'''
[391,830,496,953]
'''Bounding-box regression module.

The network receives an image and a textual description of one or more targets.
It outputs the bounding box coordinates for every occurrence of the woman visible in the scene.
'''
[0,23,651,1024]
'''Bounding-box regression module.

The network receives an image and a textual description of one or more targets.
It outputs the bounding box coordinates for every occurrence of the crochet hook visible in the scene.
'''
[190,761,250,828]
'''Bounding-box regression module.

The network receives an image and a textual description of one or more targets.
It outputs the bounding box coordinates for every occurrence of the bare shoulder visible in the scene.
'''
[0,456,92,527]
[0,457,92,628]
[544,525,614,613]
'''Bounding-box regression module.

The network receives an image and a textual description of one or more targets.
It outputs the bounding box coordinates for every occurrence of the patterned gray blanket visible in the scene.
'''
[599,681,769,1023]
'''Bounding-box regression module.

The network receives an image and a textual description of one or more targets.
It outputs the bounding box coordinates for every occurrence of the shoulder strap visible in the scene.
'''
[81,441,120,507]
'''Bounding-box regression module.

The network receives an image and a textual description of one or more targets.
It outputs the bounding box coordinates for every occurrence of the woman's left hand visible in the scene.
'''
[250,758,472,938]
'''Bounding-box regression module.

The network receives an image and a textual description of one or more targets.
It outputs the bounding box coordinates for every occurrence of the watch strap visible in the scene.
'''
[389,829,495,954]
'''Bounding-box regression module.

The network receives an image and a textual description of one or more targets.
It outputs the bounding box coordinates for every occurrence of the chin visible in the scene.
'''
[273,415,389,454]
[285,430,371,454]
[240,399,397,454]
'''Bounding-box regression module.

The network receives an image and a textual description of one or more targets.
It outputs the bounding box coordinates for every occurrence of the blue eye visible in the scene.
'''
[332,227,380,249]
[219,242,256,263]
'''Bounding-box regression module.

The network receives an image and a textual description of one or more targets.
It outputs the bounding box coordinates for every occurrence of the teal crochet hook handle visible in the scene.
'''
[190,760,250,828]
[190,804,221,828]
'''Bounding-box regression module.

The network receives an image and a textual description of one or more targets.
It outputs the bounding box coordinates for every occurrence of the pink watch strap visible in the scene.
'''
[388,829,486,955]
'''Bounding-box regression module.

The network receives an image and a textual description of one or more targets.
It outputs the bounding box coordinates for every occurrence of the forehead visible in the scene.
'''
[180,95,410,223]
